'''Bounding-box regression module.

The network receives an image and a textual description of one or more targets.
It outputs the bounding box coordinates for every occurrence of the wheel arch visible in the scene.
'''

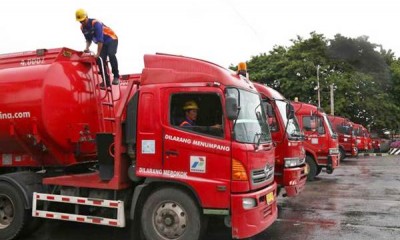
[339,145,345,152]
[130,178,202,221]
[304,149,317,164]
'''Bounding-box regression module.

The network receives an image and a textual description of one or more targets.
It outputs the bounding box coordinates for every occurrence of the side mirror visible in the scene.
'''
[286,104,295,119]
[226,96,239,120]
[262,102,274,118]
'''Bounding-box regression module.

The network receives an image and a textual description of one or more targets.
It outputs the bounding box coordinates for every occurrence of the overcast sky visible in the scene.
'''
[1,0,399,74]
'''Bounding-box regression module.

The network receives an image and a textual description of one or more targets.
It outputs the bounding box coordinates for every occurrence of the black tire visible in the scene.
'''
[0,182,30,240]
[306,156,317,181]
[315,166,322,176]
[339,147,346,161]
[20,218,43,237]
[141,187,204,240]
[276,186,282,197]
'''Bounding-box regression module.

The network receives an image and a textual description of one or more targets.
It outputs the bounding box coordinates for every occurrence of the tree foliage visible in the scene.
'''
[241,32,400,134]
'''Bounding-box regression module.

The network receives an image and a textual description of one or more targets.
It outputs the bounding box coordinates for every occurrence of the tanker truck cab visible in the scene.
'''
[292,101,340,181]
[0,48,277,240]
[253,83,307,197]
[327,115,358,160]
[353,123,372,153]
[133,56,277,239]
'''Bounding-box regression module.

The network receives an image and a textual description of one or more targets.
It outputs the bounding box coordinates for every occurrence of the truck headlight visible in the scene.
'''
[284,157,304,167]
[329,148,339,155]
[242,198,257,209]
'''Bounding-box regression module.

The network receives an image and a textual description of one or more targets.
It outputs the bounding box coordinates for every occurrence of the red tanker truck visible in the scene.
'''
[253,83,307,197]
[0,47,277,239]
[327,115,358,160]
[292,101,340,181]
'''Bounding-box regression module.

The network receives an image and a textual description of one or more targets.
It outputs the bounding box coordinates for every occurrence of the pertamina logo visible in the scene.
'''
[190,156,206,173]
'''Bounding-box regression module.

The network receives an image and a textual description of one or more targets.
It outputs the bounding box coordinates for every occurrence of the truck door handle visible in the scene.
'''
[165,150,179,156]
[262,142,273,151]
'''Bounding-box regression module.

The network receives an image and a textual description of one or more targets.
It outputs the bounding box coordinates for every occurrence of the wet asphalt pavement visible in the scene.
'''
[26,155,400,240]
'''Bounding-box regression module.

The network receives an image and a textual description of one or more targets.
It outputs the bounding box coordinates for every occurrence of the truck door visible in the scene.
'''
[162,88,231,208]
[302,115,328,163]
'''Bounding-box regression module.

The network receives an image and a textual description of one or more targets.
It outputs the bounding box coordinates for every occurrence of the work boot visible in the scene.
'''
[112,77,119,85]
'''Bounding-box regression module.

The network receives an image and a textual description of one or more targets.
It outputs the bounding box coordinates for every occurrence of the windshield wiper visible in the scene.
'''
[254,132,268,148]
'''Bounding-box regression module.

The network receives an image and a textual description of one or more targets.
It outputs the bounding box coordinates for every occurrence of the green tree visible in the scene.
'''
[327,34,395,131]
[244,32,400,133]
[247,32,330,105]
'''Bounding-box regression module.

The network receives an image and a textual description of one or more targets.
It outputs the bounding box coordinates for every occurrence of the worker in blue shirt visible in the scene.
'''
[75,9,120,87]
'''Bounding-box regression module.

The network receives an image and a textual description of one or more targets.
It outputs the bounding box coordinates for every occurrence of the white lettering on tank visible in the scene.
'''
[20,57,45,66]
[0,111,31,120]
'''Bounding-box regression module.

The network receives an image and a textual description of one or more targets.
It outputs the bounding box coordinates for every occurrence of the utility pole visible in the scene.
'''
[330,84,334,115]
[317,65,321,108]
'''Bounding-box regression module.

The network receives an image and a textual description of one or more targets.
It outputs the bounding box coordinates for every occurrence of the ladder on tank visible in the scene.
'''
[92,57,118,133]
[90,57,119,181]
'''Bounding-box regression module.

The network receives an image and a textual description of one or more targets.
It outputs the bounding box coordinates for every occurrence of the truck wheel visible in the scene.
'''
[315,166,322,176]
[339,147,346,161]
[305,156,317,181]
[141,187,204,240]
[0,182,29,240]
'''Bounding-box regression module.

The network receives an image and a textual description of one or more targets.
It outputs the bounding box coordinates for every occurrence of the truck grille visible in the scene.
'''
[258,195,274,218]
[251,164,274,185]
[262,204,273,218]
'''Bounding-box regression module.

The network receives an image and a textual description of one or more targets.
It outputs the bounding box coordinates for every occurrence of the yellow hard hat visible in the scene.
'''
[75,8,88,22]
[183,100,199,110]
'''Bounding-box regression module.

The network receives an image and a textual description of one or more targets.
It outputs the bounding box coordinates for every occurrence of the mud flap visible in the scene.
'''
[96,133,114,181]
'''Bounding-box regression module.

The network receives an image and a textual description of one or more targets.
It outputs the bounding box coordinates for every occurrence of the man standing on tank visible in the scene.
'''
[75,8,120,87]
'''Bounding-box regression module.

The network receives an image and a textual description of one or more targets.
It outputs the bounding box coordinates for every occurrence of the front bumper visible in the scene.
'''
[231,182,278,239]
[282,165,307,197]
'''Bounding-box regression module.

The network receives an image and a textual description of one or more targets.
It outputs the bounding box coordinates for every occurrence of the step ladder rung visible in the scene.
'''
[101,102,114,106]
[90,62,116,132]
[98,87,113,91]
[104,118,116,121]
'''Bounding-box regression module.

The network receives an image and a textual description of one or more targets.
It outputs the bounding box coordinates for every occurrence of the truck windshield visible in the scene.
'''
[337,124,352,135]
[353,127,366,137]
[276,100,302,139]
[226,88,271,144]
